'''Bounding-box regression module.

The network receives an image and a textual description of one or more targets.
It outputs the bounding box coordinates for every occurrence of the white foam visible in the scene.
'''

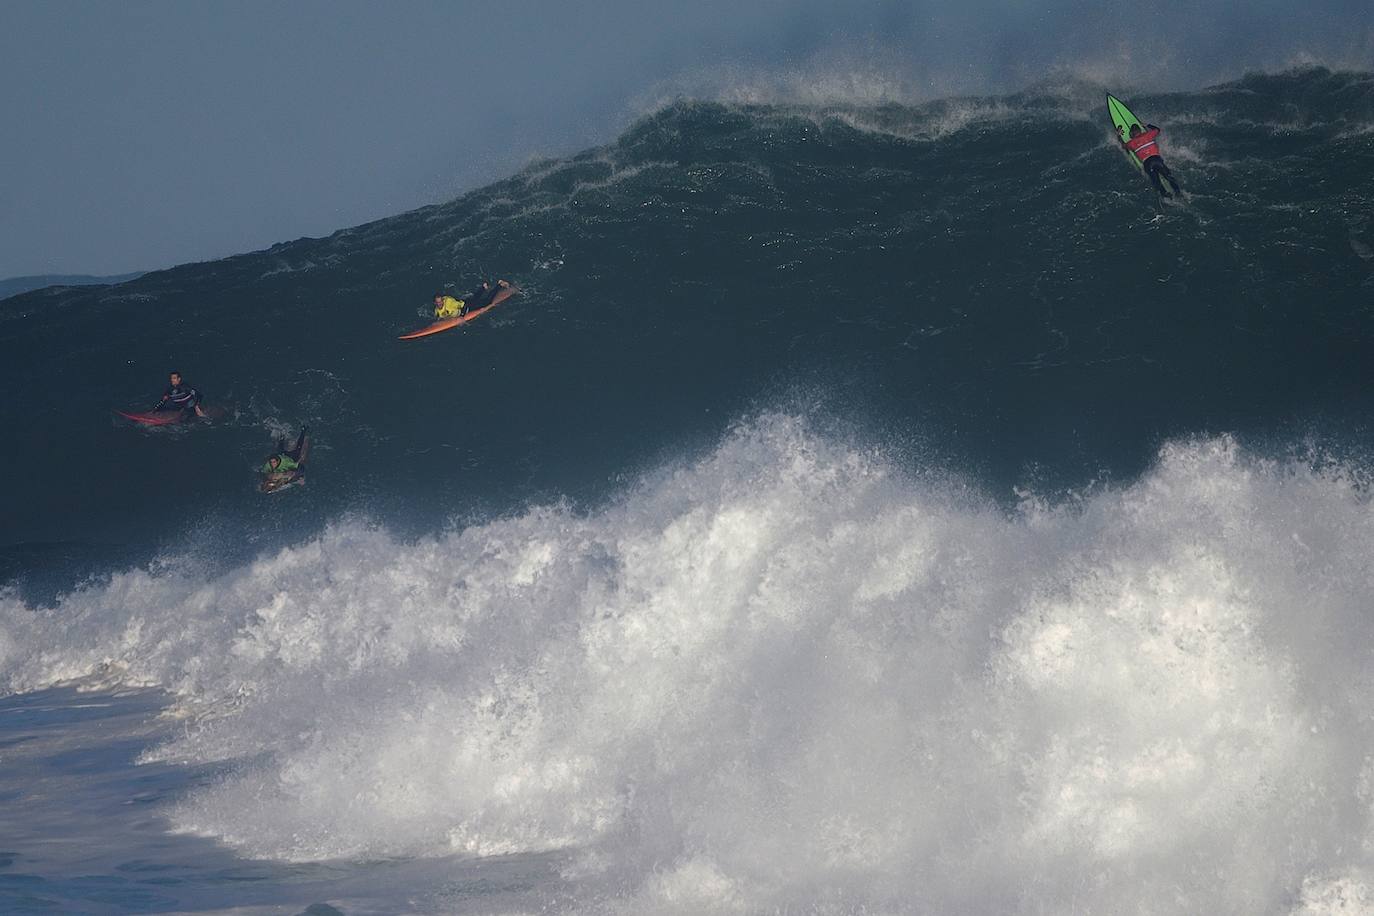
[5,417,1374,912]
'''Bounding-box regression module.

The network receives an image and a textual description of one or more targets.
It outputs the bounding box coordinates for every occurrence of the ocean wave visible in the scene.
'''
[5,416,1374,911]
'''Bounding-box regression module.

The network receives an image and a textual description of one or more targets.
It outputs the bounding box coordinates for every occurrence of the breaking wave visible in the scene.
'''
[5,415,1374,912]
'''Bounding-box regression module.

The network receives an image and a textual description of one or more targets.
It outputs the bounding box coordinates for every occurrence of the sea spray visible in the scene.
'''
[5,417,1374,911]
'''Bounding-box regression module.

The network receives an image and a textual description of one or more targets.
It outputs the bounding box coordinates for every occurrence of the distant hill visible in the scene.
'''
[0,272,144,300]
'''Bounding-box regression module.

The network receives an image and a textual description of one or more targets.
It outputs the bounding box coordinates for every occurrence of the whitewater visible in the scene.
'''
[3,68,1374,912]
[6,419,1374,912]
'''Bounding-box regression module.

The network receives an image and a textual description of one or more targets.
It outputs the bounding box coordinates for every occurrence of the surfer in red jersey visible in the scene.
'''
[1122,123,1182,199]
[152,371,207,418]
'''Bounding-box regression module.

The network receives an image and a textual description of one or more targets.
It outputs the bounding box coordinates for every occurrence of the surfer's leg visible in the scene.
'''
[289,428,307,460]
[1162,163,1181,193]
[1145,158,1170,197]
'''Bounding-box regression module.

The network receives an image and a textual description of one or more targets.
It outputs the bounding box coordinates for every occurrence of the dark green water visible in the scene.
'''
[3,66,1372,585]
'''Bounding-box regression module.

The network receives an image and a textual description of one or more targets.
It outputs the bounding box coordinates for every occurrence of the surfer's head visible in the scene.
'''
[1129,124,1142,138]
[267,455,281,469]
[169,371,182,385]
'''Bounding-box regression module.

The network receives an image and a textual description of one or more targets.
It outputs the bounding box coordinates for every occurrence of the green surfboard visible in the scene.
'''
[1107,92,1146,171]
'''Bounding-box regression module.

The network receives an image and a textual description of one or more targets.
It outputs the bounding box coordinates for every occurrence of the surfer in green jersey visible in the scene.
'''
[261,427,308,475]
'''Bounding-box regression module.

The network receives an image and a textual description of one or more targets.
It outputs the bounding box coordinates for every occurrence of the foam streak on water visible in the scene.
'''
[4,415,1374,913]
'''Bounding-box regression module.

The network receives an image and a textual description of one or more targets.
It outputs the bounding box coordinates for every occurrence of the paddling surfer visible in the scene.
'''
[1122,123,1182,199]
[433,279,512,319]
[261,427,308,476]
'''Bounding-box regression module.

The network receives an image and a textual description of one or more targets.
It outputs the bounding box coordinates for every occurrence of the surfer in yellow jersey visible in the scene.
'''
[433,279,512,319]
[433,293,463,318]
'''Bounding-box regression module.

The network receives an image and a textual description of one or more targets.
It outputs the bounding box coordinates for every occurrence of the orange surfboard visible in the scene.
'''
[398,286,518,340]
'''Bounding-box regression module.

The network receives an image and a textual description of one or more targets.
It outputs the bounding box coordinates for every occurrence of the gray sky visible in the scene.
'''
[2,0,1370,277]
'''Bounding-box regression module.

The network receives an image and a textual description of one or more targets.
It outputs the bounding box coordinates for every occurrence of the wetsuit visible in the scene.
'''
[462,279,515,316]
[1124,125,1181,198]
[154,383,201,414]
[459,284,497,316]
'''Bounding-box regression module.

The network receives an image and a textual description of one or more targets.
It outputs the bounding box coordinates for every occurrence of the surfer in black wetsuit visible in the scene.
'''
[153,371,206,418]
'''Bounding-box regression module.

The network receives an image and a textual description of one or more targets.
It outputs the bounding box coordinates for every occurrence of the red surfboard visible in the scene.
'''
[114,409,188,426]
[399,286,518,340]
[114,406,224,425]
